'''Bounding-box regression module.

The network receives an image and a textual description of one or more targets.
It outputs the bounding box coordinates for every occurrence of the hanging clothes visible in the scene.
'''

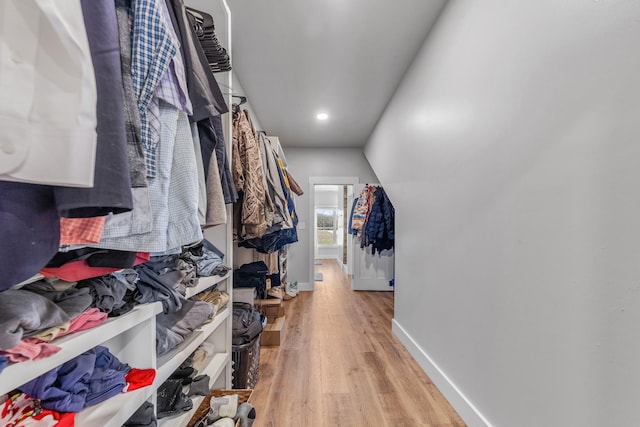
[363,187,395,254]
[131,0,178,178]
[55,0,133,218]
[0,0,97,187]
[349,185,395,254]
[350,185,372,235]
[233,109,268,240]
[116,0,148,188]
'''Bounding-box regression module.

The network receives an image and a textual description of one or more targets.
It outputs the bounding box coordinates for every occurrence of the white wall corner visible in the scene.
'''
[392,319,494,427]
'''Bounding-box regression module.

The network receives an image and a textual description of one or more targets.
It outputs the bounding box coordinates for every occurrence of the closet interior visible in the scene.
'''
[0,0,255,425]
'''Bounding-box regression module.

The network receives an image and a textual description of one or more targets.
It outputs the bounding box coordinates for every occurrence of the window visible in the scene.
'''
[316,208,340,246]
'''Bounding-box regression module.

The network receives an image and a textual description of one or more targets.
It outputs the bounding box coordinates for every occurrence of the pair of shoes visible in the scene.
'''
[234,402,256,427]
[285,281,298,298]
[194,394,238,426]
[267,286,284,299]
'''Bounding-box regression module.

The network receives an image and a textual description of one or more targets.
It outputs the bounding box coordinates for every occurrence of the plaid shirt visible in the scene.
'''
[131,0,177,178]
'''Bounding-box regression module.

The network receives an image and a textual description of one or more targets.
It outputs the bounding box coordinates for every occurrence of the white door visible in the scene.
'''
[351,184,395,291]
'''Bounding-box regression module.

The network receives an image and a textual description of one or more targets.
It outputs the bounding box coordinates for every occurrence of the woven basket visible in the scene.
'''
[187,389,253,427]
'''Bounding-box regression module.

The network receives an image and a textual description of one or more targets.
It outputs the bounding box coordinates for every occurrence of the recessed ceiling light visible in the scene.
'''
[316,113,329,121]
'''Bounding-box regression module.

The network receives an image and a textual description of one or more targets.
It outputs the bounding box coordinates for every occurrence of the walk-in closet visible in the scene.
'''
[3,0,639,426]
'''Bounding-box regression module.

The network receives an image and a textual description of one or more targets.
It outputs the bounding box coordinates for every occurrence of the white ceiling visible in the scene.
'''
[228,0,448,148]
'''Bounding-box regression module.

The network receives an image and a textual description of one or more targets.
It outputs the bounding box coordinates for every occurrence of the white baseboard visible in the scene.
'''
[392,319,493,427]
[297,282,313,292]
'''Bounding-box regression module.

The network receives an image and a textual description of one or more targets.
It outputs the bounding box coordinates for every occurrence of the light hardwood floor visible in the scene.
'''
[249,259,466,427]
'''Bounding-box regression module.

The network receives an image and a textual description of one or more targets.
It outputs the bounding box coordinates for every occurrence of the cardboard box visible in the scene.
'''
[233,288,256,305]
[255,298,284,319]
[261,315,285,346]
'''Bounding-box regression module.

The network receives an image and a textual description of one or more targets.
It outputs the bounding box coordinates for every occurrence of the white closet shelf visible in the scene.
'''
[156,306,230,385]
[185,272,230,299]
[75,384,156,427]
[0,302,162,395]
[157,352,230,427]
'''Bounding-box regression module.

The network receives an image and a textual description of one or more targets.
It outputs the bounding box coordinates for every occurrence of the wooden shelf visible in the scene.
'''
[185,272,230,299]
[156,307,230,385]
[0,302,162,395]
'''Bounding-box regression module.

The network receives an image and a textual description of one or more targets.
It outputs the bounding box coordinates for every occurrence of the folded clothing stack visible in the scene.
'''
[17,345,155,413]
[156,299,215,356]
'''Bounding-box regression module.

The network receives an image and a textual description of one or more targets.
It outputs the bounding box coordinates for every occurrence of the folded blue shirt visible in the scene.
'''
[19,345,129,413]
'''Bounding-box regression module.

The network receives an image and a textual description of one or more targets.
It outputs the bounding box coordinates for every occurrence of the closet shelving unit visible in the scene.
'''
[0,1,235,425]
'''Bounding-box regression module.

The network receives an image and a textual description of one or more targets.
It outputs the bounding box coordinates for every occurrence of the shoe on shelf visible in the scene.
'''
[235,402,256,427]
[194,397,229,427]
[212,418,235,427]
[218,394,238,418]
[267,286,284,300]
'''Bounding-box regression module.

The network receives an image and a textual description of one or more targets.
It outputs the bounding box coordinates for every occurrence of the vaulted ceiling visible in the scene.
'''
[228,0,448,148]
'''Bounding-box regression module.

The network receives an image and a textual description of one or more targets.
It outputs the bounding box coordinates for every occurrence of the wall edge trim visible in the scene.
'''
[392,319,494,427]
[296,282,313,291]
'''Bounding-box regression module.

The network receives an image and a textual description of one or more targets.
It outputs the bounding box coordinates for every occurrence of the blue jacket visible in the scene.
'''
[363,187,394,254]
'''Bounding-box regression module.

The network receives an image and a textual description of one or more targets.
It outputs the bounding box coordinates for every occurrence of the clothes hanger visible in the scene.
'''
[232,95,247,106]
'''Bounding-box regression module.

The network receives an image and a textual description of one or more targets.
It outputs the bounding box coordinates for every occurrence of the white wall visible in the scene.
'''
[232,72,263,131]
[284,148,378,289]
[364,1,640,426]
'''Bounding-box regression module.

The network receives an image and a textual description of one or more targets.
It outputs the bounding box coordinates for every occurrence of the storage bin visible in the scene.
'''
[187,389,253,427]
[232,334,261,389]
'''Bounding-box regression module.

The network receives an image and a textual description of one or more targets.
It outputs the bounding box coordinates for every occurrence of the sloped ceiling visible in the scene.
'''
[228,0,448,147]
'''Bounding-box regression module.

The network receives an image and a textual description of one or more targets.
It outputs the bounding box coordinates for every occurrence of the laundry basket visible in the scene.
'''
[232,333,261,389]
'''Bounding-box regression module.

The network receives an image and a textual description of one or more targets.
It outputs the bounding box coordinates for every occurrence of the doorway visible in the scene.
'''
[313,184,353,279]
[308,177,359,288]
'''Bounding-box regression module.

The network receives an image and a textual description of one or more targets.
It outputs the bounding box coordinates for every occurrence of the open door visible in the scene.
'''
[351,184,395,291]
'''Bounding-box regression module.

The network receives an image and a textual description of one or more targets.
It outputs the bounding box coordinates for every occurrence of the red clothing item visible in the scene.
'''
[124,368,156,391]
[40,252,150,281]
[59,217,107,245]
[1,391,75,427]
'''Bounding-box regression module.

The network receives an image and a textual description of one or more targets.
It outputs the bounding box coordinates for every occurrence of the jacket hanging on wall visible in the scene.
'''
[349,185,395,255]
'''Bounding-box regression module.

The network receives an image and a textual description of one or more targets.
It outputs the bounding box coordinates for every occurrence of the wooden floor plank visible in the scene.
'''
[248,259,466,426]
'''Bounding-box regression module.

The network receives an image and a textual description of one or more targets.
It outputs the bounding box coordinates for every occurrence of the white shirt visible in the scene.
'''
[0,0,97,187]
